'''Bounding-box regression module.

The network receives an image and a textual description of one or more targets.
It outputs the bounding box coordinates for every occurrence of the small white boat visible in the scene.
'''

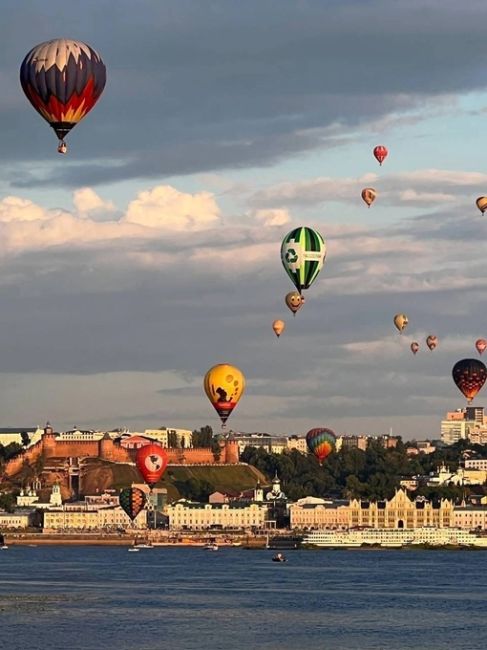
[128,547,140,552]
[204,544,219,551]
[1,545,9,550]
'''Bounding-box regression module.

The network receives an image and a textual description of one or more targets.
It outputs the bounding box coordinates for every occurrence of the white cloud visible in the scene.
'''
[0,196,62,223]
[253,208,291,227]
[122,185,221,231]
[73,188,116,219]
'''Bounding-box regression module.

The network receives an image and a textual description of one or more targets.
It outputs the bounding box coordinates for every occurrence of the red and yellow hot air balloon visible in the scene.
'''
[426,335,438,351]
[272,320,285,338]
[373,145,388,166]
[20,38,106,152]
[135,444,168,489]
[476,197,487,215]
[410,342,419,355]
[475,339,487,356]
[285,291,305,316]
[306,428,336,464]
[204,364,245,427]
[452,359,487,403]
[361,187,377,208]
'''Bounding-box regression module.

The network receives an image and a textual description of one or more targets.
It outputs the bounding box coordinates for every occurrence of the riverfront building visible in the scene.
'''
[165,501,268,531]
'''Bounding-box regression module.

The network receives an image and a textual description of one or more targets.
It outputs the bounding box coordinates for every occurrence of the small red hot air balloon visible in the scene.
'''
[452,358,487,403]
[475,339,487,356]
[135,444,168,489]
[426,335,438,351]
[373,145,388,166]
[411,342,419,355]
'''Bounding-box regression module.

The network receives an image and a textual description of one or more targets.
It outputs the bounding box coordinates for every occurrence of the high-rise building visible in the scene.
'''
[465,406,485,424]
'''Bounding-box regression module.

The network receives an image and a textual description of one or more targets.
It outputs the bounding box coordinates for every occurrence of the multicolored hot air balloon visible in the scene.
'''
[20,38,106,152]
[373,145,388,166]
[452,358,487,403]
[361,187,377,208]
[426,335,438,351]
[285,291,305,316]
[135,444,168,489]
[306,428,336,464]
[119,487,146,522]
[394,313,408,334]
[476,197,487,215]
[476,339,487,356]
[281,227,326,294]
[272,320,285,338]
[204,364,245,427]
[411,342,419,355]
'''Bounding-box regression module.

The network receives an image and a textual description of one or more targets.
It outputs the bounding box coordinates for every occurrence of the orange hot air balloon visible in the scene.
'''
[476,339,487,355]
[135,444,168,489]
[476,197,487,215]
[452,359,487,403]
[204,363,245,427]
[361,187,377,208]
[285,291,305,316]
[426,335,438,351]
[373,145,388,166]
[394,313,408,334]
[272,319,285,338]
[411,342,419,355]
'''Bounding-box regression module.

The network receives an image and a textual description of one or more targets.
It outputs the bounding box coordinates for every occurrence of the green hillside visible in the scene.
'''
[81,460,267,501]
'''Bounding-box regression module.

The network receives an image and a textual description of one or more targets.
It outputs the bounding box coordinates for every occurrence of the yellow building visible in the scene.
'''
[290,489,454,530]
[166,500,268,530]
[43,506,146,531]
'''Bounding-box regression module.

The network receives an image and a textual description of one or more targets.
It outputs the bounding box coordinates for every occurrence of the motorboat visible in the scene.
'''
[272,553,287,562]
[128,547,140,553]
[204,544,219,551]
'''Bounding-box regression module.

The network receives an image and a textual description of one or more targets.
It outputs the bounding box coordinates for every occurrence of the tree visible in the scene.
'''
[192,426,214,448]
[167,431,179,448]
[20,431,30,447]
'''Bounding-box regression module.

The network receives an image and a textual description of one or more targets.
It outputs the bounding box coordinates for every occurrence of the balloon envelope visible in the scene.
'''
[204,364,245,425]
[361,187,377,207]
[306,428,336,463]
[476,339,487,355]
[119,487,146,521]
[20,38,106,142]
[411,342,419,355]
[426,335,438,351]
[394,313,408,333]
[281,226,326,293]
[272,319,285,338]
[135,444,168,489]
[452,358,487,403]
[476,197,487,214]
[373,145,388,166]
[285,291,305,315]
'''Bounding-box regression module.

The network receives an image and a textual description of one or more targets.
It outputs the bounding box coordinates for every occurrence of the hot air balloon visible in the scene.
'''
[475,339,487,356]
[361,187,377,208]
[426,335,438,351]
[204,364,245,427]
[411,342,419,355]
[272,320,285,338]
[135,444,168,489]
[285,291,305,316]
[306,428,336,464]
[394,313,408,334]
[20,39,106,152]
[119,487,146,522]
[281,227,326,294]
[373,145,388,166]
[476,197,487,215]
[452,359,487,403]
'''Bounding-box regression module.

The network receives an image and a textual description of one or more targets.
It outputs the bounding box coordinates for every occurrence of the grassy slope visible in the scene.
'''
[81,460,267,500]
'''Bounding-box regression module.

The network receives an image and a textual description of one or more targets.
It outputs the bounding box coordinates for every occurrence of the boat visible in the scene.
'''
[134,543,154,549]
[128,547,140,553]
[204,544,219,551]
[0,533,7,550]
[272,553,286,562]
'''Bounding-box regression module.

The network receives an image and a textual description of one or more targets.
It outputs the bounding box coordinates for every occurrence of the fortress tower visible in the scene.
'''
[42,422,57,458]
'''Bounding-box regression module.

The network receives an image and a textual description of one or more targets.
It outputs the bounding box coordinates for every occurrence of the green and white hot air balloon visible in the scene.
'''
[280,226,326,294]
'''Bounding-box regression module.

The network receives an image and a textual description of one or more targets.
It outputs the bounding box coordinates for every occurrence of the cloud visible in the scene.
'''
[73,188,116,219]
[252,208,291,227]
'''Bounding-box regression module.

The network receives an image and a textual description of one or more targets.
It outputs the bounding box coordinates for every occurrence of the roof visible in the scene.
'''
[0,427,37,433]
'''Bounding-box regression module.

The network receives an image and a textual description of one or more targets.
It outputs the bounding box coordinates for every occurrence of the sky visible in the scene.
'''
[1,0,487,439]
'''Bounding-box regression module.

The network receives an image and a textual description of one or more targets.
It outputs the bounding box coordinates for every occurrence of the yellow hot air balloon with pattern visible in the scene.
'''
[476,197,487,214]
[361,187,377,208]
[394,313,408,334]
[204,364,245,427]
[272,320,285,338]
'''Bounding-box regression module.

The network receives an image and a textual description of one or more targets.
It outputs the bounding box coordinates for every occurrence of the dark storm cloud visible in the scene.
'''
[1,0,487,185]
